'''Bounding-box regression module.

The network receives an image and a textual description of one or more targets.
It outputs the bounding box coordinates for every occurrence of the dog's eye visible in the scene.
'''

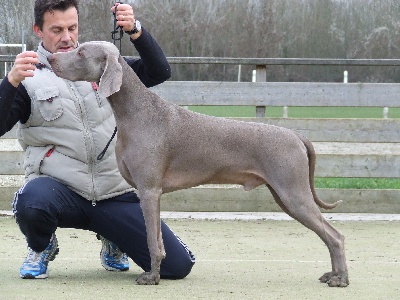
[77,50,84,57]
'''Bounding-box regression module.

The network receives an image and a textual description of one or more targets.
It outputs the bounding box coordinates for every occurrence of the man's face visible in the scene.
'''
[33,6,78,53]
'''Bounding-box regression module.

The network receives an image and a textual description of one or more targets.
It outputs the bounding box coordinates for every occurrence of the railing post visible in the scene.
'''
[383,107,389,119]
[255,65,267,117]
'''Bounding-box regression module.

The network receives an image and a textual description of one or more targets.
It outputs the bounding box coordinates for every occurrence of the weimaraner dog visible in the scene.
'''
[48,41,349,287]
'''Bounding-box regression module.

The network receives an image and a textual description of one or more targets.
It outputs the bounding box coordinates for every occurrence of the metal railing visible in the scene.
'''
[2,55,400,66]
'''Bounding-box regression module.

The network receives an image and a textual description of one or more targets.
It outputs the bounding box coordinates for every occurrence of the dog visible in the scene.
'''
[48,41,349,286]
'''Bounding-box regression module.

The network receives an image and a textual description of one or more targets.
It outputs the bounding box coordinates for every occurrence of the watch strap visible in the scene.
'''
[124,20,141,35]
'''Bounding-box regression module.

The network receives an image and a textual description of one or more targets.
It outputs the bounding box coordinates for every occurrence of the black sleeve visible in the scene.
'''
[0,77,31,136]
[123,27,171,88]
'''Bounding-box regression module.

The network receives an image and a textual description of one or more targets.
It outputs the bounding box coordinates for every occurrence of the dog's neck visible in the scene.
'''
[107,56,163,123]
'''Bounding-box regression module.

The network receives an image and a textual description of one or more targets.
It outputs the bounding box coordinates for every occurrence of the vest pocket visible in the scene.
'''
[35,86,64,121]
[24,145,55,176]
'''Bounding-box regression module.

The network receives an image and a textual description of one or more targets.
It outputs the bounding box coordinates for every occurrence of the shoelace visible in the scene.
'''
[24,248,43,264]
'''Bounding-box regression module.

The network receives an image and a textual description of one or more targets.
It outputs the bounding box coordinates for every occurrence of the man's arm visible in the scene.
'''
[126,27,171,88]
[0,77,31,136]
[111,3,171,88]
[0,51,37,136]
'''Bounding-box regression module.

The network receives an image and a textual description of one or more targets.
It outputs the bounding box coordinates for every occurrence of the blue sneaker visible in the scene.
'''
[20,234,59,279]
[99,236,129,271]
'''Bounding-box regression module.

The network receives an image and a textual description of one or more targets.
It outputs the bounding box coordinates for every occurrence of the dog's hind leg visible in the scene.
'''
[269,185,349,287]
[267,185,294,218]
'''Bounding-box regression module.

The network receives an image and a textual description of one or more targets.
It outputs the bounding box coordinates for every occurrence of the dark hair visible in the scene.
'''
[34,0,79,30]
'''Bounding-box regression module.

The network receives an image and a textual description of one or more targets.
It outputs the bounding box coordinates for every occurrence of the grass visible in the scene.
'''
[314,178,400,189]
[187,106,400,189]
[189,106,400,118]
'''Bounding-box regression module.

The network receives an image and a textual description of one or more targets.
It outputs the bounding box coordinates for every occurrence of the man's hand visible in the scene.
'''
[111,3,142,40]
[7,51,39,88]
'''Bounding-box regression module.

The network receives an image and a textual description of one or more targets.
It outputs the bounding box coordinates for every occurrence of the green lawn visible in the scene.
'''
[315,178,400,189]
[189,106,400,118]
[188,106,400,189]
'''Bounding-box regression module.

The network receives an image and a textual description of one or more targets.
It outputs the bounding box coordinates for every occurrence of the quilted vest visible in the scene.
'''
[18,43,133,202]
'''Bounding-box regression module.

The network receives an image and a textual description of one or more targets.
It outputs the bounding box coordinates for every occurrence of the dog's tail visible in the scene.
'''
[296,132,342,210]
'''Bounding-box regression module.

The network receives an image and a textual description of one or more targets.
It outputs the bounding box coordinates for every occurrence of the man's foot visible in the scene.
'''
[20,234,59,279]
[99,235,129,271]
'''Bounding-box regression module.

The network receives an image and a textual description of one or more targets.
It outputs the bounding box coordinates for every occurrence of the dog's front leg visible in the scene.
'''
[136,188,164,285]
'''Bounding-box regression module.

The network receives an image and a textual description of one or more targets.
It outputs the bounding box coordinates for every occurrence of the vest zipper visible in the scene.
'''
[69,82,98,202]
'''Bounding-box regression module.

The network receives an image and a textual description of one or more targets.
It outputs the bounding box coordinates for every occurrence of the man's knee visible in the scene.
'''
[15,206,56,252]
[161,257,195,280]
[16,206,47,224]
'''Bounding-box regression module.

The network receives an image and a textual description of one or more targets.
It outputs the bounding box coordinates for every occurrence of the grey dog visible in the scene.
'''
[48,41,349,286]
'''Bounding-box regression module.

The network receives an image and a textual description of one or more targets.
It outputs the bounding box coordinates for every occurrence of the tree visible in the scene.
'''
[1,0,400,82]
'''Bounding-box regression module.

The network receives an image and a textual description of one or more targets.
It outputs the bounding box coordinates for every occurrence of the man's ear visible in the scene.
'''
[33,24,43,39]
[98,54,123,98]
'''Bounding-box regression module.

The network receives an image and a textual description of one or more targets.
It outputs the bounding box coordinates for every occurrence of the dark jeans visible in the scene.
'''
[12,177,195,279]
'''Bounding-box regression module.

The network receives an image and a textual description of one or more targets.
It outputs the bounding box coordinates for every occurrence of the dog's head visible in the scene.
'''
[48,41,122,98]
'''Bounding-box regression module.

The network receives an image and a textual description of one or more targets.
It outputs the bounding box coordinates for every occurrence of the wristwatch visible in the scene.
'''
[124,20,141,35]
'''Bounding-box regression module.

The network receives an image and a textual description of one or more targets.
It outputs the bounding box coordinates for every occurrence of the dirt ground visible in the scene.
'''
[0,214,399,300]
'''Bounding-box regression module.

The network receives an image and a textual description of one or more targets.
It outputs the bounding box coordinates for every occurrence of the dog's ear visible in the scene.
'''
[98,54,123,98]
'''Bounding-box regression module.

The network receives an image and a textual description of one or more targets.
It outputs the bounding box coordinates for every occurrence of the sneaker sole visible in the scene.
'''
[101,262,129,272]
[20,272,48,279]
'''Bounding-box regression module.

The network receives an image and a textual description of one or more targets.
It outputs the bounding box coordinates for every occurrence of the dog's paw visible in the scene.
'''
[319,271,349,287]
[136,272,160,285]
[319,271,333,283]
[327,275,349,287]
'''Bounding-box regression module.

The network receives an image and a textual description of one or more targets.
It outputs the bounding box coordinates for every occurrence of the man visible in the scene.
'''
[0,0,195,280]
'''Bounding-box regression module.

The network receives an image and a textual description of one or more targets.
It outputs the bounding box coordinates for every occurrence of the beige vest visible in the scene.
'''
[18,44,133,202]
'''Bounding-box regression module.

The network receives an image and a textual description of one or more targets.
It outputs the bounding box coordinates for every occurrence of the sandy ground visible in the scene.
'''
[0,214,400,300]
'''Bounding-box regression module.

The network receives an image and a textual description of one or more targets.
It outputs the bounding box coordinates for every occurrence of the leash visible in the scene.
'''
[111,1,124,52]
[97,126,118,160]
[98,2,123,160]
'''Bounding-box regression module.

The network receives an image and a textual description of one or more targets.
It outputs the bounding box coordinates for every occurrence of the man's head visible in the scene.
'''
[33,0,80,53]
